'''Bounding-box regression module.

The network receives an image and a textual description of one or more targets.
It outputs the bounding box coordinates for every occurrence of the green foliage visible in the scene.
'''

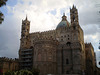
[0,0,7,24]
[15,70,33,75]
[4,68,40,75]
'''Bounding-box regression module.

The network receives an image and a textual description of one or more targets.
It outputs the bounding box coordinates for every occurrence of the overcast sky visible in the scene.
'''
[0,0,100,67]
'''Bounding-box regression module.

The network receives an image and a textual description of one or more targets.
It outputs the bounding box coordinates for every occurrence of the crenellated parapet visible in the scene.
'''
[34,36,58,46]
[0,57,19,74]
[30,29,56,37]
[30,29,57,46]
[0,57,19,62]
[85,42,96,75]
[85,43,94,50]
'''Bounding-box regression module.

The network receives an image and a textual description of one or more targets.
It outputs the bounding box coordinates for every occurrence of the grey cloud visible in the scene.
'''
[0,16,21,58]
[82,24,100,35]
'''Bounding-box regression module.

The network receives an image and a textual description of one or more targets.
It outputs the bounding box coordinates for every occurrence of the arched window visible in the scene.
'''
[73,15,75,21]
[68,38,69,40]
[66,59,69,64]
[73,26,76,30]
[66,42,71,46]
[30,46,33,49]
[48,52,52,61]
[61,39,63,41]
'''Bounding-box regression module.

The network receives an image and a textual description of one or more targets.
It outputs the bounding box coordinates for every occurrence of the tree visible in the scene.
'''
[0,0,8,24]
[15,70,33,75]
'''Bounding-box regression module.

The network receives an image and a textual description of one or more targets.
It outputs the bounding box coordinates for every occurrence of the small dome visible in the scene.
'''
[56,13,70,29]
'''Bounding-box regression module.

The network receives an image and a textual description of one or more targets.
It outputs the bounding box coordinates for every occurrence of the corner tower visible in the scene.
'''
[20,16,30,49]
[70,5,79,25]
[19,16,33,70]
[70,5,86,74]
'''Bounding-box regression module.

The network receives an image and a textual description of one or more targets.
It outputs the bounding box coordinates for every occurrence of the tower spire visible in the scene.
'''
[25,15,27,20]
[72,4,76,9]
[72,4,75,8]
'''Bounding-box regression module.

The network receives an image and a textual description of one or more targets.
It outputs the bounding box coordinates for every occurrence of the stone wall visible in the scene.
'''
[33,38,58,75]
[0,57,19,74]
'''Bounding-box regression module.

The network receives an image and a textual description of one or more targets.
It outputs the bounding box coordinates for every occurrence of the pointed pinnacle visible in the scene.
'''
[26,14,27,20]
[73,4,74,8]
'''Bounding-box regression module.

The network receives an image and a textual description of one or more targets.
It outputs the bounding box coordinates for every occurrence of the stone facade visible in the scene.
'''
[19,5,96,75]
[0,57,19,74]
[34,38,58,75]
[85,43,96,75]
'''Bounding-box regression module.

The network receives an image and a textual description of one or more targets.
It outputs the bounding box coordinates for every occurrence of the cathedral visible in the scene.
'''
[19,5,96,75]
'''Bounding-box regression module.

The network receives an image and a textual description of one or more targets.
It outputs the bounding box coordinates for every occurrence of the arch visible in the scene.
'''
[73,15,75,21]
[66,42,71,46]
[73,26,76,30]
[30,46,33,49]
[48,52,52,61]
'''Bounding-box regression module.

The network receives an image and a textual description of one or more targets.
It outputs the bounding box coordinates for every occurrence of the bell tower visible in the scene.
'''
[19,16,32,70]
[20,16,30,49]
[21,16,30,38]
[70,5,79,25]
[69,5,86,74]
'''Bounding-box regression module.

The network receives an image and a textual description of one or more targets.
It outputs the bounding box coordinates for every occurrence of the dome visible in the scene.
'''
[56,13,70,29]
[57,20,70,29]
